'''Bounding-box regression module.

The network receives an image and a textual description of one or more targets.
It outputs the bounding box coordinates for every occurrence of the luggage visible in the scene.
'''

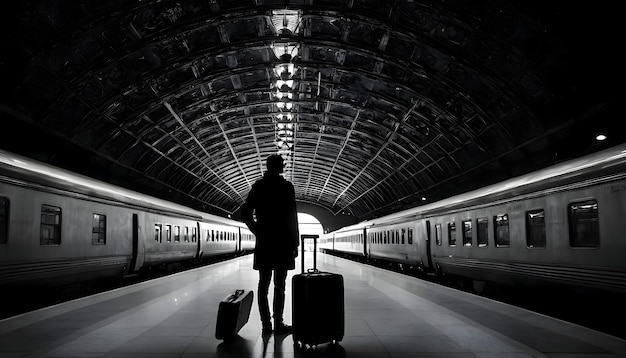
[215,289,254,340]
[292,234,344,348]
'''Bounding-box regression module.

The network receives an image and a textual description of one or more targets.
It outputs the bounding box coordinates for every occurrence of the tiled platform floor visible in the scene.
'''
[1,252,626,357]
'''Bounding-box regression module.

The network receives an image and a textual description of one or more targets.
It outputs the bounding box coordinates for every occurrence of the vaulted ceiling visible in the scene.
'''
[0,1,620,229]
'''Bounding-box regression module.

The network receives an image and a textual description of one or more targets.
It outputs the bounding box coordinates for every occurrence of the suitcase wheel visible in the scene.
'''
[295,341,316,350]
[295,340,340,350]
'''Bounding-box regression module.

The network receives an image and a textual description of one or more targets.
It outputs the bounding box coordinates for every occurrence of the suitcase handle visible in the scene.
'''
[300,234,319,273]
[226,289,245,302]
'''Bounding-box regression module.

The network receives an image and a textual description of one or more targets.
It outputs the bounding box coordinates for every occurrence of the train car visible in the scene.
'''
[318,232,335,252]
[325,143,626,295]
[239,226,256,252]
[367,219,419,266]
[321,222,368,258]
[0,149,253,295]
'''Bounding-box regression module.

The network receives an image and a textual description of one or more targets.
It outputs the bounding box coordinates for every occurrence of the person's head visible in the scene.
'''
[266,154,284,174]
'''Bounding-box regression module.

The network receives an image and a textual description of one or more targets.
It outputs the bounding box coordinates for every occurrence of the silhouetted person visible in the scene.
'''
[241,154,299,335]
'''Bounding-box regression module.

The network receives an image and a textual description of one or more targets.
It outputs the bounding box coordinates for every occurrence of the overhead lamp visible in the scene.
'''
[275,79,294,90]
[271,43,298,61]
[275,140,293,149]
[275,91,293,100]
[596,133,607,141]
[276,102,293,110]
[274,63,295,79]
[276,113,293,121]
[271,9,301,35]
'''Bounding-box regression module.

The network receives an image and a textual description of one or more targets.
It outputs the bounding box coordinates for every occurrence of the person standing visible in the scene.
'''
[241,154,299,335]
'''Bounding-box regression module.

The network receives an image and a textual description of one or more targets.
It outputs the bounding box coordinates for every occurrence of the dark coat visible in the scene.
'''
[241,171,299,270]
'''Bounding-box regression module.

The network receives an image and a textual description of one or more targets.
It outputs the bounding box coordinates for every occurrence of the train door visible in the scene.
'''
[130,213,139,273]
[362,227,367,257]
[196,222,202,259]
[425,220,434,271]
[237,227,242,252]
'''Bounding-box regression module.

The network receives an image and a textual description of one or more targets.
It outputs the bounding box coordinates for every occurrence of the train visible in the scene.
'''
[0,149,255,296]
[320,143,626,296]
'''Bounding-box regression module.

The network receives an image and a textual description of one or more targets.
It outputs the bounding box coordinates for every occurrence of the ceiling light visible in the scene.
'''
[275,91,293,100]
[271,9,301,35]
[596,133,607,141]
[276,113,293,121]
[276,79,294,90]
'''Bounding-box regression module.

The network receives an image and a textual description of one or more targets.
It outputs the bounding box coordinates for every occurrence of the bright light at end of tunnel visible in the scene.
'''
[297,212,324,239]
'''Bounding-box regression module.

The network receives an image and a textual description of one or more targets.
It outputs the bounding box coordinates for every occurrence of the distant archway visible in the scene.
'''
[298,212,323,252]
[297,212,323,239]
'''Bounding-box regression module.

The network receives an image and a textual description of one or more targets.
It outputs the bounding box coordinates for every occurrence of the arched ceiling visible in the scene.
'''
[0,1,620,227]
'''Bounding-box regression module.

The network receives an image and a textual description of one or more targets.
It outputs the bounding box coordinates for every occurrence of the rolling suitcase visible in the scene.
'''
[215,289,254,340]
[292,234,344,348]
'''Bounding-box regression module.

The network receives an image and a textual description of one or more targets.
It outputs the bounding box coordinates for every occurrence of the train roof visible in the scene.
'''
[334,143,626,231]
[0,149,246,227]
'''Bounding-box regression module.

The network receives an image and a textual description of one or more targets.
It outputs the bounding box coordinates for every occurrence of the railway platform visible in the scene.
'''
[1,252,625,357]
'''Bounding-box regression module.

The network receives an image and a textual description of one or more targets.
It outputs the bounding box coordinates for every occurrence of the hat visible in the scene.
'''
[266,154,285,173]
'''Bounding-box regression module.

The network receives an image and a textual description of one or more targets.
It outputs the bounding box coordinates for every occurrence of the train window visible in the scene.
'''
[435,224,442,246]
[155,224,162,242]
[568,200,599,248]
[462,220,472,246]
[174,226,180,242]
[92,213,106,245]
[0,197,8,245]
[408,228,413,245]
[448,222,456,246]
[211,230,215,241]
[476,217,488,247]
[40,204,61,245]
[401,228,406,244]
[191,227,197,242]
[526,209,546,248]
[165,225,172,242]
[494,214,510,247]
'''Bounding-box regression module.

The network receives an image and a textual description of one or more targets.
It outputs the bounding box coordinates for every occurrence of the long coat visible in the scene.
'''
[241,171,299,270]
